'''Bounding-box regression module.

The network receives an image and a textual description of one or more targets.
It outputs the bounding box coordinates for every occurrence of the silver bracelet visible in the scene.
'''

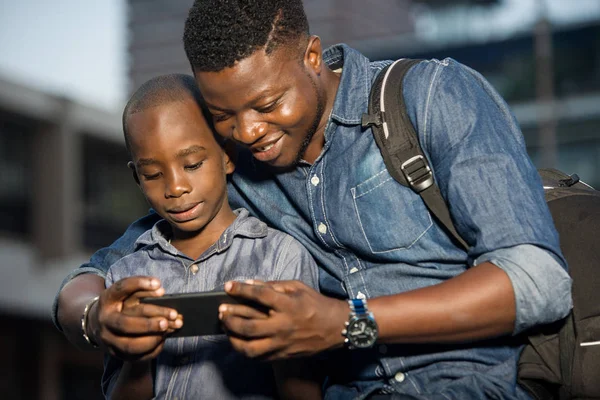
[81,296,100,348]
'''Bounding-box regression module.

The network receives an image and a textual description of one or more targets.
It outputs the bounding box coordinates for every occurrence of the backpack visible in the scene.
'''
[361,58,600,400]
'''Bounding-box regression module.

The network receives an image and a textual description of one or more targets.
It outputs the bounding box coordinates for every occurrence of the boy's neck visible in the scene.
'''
[169,209,237,260]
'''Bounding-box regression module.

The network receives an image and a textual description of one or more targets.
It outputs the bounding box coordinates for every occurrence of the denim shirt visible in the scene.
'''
[102,208,319,399]
[53,45,572,399]
[224,45,572,399]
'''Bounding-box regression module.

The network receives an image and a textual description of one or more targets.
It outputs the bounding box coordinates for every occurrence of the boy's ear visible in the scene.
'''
[127,161,141,185]
[223,140,237,174]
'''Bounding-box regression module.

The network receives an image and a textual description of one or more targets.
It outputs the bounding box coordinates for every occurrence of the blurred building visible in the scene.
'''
[0,77,148,398]
[126,0,599,187]
[391,19,600,188]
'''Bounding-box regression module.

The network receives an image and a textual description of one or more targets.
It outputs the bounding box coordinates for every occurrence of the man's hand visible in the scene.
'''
[219,280,348,360]
[88,276,182,362]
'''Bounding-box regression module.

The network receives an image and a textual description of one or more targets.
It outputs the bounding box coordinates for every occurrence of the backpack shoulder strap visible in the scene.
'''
[362,59,469,251]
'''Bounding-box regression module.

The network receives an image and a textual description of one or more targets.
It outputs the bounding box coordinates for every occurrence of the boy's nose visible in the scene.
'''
[165,172,191,198]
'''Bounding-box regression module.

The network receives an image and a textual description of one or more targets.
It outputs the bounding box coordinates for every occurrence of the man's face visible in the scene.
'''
[194,40,326,168]
[127,98,234,236]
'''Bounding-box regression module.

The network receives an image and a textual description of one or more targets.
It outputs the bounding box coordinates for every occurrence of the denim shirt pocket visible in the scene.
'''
[351,168,433,253]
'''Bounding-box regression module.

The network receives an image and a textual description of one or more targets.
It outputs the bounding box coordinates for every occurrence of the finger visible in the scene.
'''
[220,312,280,339]
[103,312,173,336]
[122,301,179,321]
[103,331,167,360]
[224,281,289,311]
[244,279,265,285]
[122,288,164,309]
[265,280,304,294]
[219,303,269,320]
[227,335,280,360]
[106,276,162,303]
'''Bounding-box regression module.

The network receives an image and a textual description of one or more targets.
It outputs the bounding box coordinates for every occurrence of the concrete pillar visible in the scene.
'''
[31,98,82,260]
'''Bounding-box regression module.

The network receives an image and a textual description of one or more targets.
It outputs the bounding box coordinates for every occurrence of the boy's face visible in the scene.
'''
[127,98,234,236]
[194,38,327,168]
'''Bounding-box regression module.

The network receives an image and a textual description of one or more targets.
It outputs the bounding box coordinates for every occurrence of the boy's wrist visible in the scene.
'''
[81,296,101,348]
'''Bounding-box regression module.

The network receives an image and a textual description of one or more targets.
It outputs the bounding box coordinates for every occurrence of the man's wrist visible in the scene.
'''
[342,298,379,349]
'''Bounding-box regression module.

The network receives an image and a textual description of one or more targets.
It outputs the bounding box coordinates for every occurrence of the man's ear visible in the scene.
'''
[304,35,323,75]
[127,161,141,185]
[223,140,237,175]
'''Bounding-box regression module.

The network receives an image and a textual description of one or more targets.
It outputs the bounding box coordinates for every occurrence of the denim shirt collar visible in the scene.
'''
[323,44,372,127]
[135,208,268,259]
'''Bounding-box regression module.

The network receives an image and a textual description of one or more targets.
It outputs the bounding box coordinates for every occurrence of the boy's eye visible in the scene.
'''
[185,162,203,171]
[143,172,161,180]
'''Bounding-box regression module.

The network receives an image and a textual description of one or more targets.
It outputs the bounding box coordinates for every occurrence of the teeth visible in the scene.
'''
[258,143,274,152]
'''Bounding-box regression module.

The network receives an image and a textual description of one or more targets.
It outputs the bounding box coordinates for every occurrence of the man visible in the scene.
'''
[53,1,572,398]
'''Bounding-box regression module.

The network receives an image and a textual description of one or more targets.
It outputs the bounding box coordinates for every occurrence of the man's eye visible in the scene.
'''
[212,113,229,122]
[185,162,203,171]
[256,101,278,114]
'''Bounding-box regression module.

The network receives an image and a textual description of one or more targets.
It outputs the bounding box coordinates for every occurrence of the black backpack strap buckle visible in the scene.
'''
[401,155,434,193]
[361,112,383,129]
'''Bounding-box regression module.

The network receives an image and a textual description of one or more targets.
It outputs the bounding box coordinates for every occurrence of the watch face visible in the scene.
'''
[347,317,378,348]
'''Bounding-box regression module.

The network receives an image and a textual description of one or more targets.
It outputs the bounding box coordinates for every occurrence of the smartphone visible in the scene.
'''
[140,291,267,337]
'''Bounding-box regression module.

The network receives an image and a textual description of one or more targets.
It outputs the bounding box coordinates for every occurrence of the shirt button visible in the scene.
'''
[310,175,320,186]
[318,223,327,234]
[394,372,405,383]
[190,264,199,274]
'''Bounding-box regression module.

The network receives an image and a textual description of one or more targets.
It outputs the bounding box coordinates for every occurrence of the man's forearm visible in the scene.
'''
[371,261,516,344]
[57,273,106,350]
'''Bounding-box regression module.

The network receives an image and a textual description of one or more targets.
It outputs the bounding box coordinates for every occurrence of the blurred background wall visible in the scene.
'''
[0,0,598,398]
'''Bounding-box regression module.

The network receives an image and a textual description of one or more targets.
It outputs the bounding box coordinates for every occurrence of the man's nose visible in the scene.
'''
[232,114,267,145]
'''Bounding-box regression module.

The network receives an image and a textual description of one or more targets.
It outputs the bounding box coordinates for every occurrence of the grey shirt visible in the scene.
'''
[103,208,319,400]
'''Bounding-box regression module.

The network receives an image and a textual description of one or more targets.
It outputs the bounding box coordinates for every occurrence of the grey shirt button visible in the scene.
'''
[318,223,327,234]
[311,175,320,186]
[190,264,199,274]
[394,371,406,383]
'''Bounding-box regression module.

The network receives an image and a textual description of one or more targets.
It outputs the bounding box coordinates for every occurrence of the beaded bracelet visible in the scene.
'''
[81,296,100,348]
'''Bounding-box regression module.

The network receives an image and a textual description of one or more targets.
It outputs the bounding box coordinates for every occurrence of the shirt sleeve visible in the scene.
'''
[274,234,320,292]
[404,58,572,332]
[50,211,161,331]
[475,244,572,334]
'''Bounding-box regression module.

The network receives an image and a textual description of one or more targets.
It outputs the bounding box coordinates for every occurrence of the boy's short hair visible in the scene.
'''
[122,74,215,156]
[183,0,309,72]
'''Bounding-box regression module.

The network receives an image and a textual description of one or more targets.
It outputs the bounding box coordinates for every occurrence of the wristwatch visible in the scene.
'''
[342,298,379,349]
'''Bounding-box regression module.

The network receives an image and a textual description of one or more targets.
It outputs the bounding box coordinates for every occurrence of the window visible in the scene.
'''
[0,117,31,236]
[82,135,148,249]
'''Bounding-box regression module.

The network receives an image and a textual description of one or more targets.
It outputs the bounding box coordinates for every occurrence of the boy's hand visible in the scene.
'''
[88,276,183,362]
[219,280,348,360]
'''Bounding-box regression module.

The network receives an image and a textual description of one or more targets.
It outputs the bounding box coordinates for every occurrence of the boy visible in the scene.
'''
[101,73,320,399]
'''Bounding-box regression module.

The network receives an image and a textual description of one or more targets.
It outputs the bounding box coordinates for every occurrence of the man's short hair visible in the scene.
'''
[183,0,309,72]
[122,74,213,156]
